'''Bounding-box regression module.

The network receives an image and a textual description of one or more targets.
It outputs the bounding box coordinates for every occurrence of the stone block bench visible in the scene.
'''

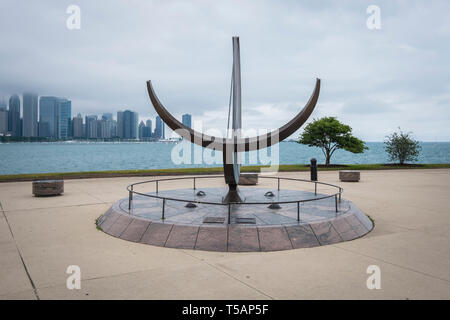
[32,180,64,196]
[238,173,258,185]
[339,170,360,182]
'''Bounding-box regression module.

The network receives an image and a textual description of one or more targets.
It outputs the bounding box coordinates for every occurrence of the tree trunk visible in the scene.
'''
[325,152,331,166]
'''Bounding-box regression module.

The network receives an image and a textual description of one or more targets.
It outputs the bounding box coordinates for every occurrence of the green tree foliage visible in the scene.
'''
[384,129,421,165]
[298,117,367,165]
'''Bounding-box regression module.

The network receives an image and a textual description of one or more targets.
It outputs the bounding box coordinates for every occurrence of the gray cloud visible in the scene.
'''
[0,0,449,141]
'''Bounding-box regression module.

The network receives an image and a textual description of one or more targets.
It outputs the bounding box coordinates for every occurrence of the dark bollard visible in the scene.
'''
[310,158,318,181]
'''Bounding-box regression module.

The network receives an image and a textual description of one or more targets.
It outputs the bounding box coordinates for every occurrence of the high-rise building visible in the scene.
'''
[110,120,117,138]
[154,116,165,139]
[39,96,59,138]
[116,111,124,138]
[73,113,84,138]
[8,95,21,137]
[97,119,111,139]
[102,113,113,121]
[117,110,138,139]
[0,98,6,110]
[146,119,152,135]
[142,119,152,138]
[23,93,38,137]
[0,108,8,135]
[138,121,145,140]
[182,113,192,128]
[85,115,98,139]
[58,99,71,138]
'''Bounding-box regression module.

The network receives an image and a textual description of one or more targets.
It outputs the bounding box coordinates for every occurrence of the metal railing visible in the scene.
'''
[126,175,343,224]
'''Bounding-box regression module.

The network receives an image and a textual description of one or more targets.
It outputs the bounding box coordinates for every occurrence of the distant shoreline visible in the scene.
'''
[1,139,450,144]
[0,138,180,143]
[1,163,449,182]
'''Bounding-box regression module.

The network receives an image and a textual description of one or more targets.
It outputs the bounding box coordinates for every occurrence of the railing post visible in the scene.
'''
[128,190,132,211]
[339,188,342,203]
[335,194,338,215]
[162,198,165,220]
[310,158,318,181]
[297,202,300,222]
[277,178,280,191]
[228,204,231,225]
[314,182,317,195]
[193,177,196,190]
[156,180,159,193]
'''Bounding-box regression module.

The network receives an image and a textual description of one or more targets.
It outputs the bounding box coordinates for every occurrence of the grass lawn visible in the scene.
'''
[1,163,450,182]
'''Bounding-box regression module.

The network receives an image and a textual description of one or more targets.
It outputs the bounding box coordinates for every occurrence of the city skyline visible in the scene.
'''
[0,91,188,140]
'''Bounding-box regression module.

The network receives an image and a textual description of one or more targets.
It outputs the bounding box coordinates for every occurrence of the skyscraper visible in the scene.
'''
[39,96,59,138]
[143,119,152,138]
[102,113,113,121]
[0,107,8,135]
[116,111,124,138]
[182,113,192,128]
[155,116,165,139]
[138,121,145,140]
[146,119,152,135]
[8,95,21,137]
[117,110,138,139]
[97,119,111,139]
[23,93,38,137]
[58,99,71,138]
[73,113,84,138]
[0,98,6,110]
[85,115,98,139]
[110,120,117,138]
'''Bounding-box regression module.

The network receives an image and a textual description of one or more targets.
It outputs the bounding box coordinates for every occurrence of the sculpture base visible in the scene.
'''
[97,187,374,252]
[222,185,245,203]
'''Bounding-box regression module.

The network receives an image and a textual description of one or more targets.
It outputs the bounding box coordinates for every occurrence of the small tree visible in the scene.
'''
[384,129,421,165]
[298,117,367,166]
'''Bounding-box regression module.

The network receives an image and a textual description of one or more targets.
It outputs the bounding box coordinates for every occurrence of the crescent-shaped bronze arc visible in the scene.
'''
[146,78,320,152]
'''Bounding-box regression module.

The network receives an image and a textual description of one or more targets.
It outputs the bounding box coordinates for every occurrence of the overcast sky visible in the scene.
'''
[1,0,449,141]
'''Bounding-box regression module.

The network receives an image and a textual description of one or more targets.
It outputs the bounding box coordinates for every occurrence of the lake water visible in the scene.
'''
[1,141,449,175]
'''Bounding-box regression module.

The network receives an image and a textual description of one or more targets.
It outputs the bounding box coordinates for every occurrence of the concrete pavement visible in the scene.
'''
[1,169,449,299]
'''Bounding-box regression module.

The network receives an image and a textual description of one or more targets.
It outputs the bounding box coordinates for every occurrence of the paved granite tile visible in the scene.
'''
[334,213,366,241]
[99,210,121,233]
[97,208,113,227]
[339,229,360,241]
[345,214,369,237]
[285,225,320,248]
[140,222,173,246]
[195,226,227,252]
[354,210,374,231]
[165,225,199,249]
[345,214,369,231]
[108,214,133,238]
[331,215,353,234]
[120,219,151,242]
[257,227,293,251]
[228,226,260,252]
[310,221,343,245]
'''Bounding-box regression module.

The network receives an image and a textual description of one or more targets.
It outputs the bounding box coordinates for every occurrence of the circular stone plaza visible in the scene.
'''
[0,169,449,299]
[98,176,373,252]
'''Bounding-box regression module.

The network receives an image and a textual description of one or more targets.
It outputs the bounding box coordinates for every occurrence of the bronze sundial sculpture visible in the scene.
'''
[100,39,373,251]
[146,36,320,203]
